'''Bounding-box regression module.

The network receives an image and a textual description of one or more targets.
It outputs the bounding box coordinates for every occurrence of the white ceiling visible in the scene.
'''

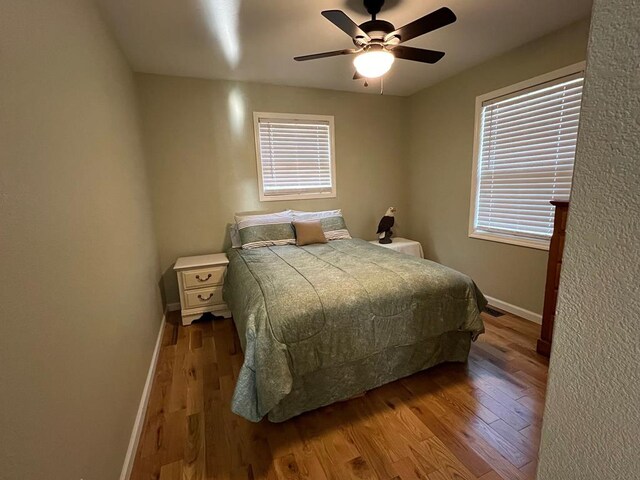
[96,0,592,96]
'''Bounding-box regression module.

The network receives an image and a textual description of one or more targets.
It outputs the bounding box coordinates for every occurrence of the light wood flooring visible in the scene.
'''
[130,310,548,480]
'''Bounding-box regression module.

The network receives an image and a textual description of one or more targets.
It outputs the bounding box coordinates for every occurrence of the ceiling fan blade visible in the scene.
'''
[385,7,456,44]
[321,10,371,42]
[294,49,359,61]
[353,71,363,80]
[391,46,445,64]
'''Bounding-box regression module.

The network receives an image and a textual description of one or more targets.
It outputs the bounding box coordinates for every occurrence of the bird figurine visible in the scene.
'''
[377,207,396,244]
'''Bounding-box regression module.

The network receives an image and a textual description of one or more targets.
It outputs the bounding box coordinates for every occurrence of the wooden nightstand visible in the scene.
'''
[174,253,231,326]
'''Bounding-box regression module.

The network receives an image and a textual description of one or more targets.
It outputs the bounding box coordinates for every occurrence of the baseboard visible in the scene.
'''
[166,302,181,312]
[484,295,542,324]
[119,311,166,480]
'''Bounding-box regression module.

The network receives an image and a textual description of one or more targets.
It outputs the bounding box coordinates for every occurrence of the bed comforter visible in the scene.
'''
[223,238,486,422]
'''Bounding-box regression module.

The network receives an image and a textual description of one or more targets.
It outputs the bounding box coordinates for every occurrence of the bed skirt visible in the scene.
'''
[266,330,472,422]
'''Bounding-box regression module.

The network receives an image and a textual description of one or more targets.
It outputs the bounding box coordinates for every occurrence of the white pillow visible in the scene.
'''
[291,209,341,220]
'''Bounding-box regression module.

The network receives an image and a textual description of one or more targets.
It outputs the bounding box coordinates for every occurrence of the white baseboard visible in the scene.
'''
[166,302,181,312]
[485,295,542,324]
[119,311,166,480]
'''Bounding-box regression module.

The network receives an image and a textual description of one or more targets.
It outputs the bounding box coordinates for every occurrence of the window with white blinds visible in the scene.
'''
[470,66,584,249]
[254,112,336,201]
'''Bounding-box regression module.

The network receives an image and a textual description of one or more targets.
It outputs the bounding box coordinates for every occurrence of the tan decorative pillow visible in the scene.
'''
[291,209,352,240]
[293,220,328,246]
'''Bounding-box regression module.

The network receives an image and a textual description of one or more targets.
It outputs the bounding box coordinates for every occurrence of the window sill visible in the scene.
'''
[469,231,550,251]
[259,191,336,202]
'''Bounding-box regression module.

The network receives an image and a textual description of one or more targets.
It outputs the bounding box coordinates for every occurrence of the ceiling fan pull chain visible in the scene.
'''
[380,76,384,95]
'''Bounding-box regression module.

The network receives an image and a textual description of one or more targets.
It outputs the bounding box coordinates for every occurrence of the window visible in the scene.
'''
[254,112,336,201]
[469,63,585,250]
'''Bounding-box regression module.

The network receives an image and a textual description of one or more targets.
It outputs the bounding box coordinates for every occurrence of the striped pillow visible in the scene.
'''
[235,211,295,249]
[291,209,352,241]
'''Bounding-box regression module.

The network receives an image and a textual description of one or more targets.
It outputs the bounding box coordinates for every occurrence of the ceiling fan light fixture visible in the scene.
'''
[353,49,394,78]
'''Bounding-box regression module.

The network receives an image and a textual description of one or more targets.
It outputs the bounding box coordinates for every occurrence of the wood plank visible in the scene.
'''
[183,412,205,480]
[139,345,177,459]
[293,412,353,480]
[468,357,529,399]
[159,460,183,480]
[421,435,478,479]
[166,330,189,412]
[488,419,539,458]
[478,471,505,480]
[440,411,530,469]
[185,348,204,415]
[341,400,399,479]
[470,386,531,431]
[190,329,203,350]
[392,456,427,480]
[469,374,541,425]
[130,453,161,480]
[519,423,542,450]
[429,366,531,432]
[203,371,231,477]
[429,371,501,425]
[159,409,187,466]
[362,393,433,464]
[212,323,234,377]
[274,453,304,480]
[519,460,538,480]
[344,456,378,480]
[264,410,328,479]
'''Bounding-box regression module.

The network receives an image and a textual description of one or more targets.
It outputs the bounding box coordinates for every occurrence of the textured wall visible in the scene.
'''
[0,1,162,479]
[136,74,410,305]
[406,20,590,315]
[537,1,640,478]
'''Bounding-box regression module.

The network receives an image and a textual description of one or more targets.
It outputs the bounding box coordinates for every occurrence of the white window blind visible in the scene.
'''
[255,113,335,200]
[472,72,584,245]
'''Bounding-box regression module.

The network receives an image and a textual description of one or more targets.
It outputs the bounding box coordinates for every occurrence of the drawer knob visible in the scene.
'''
[196,273,212,282]
[197,293,214,301]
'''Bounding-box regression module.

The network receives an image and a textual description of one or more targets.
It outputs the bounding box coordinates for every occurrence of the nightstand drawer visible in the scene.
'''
[183,286,224,310]
[181,266,226,290]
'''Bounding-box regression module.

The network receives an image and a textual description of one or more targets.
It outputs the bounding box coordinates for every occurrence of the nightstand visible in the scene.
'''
[173,253,231,326]
[368,237,424,258]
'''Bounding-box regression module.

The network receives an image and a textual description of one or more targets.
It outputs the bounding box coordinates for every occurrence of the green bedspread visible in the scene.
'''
[223,238,486,422]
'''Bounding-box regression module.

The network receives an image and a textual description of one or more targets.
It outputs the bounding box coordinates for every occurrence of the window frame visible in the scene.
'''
[253,111,337,202]
[468,62,586,251]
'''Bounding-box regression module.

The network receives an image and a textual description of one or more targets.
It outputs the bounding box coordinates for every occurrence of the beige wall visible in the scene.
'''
[0,1,162,479]
[136,74,410,305]
[538,1,640,478]
[406,19,590,315]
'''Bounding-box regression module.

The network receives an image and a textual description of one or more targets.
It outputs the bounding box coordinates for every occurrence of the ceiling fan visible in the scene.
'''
[294,0,456,81]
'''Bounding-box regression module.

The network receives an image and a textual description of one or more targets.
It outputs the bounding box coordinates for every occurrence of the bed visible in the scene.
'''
[223,238,486,422]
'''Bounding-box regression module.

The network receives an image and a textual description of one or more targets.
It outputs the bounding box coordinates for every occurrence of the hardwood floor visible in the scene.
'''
[130,310,548,480]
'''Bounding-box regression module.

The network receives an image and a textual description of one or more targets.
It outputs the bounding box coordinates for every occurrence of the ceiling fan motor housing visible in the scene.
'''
[353,20,399,45]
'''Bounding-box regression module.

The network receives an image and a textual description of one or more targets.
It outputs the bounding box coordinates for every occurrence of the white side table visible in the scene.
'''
[368,237,424,258]
[174,253,231,326]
